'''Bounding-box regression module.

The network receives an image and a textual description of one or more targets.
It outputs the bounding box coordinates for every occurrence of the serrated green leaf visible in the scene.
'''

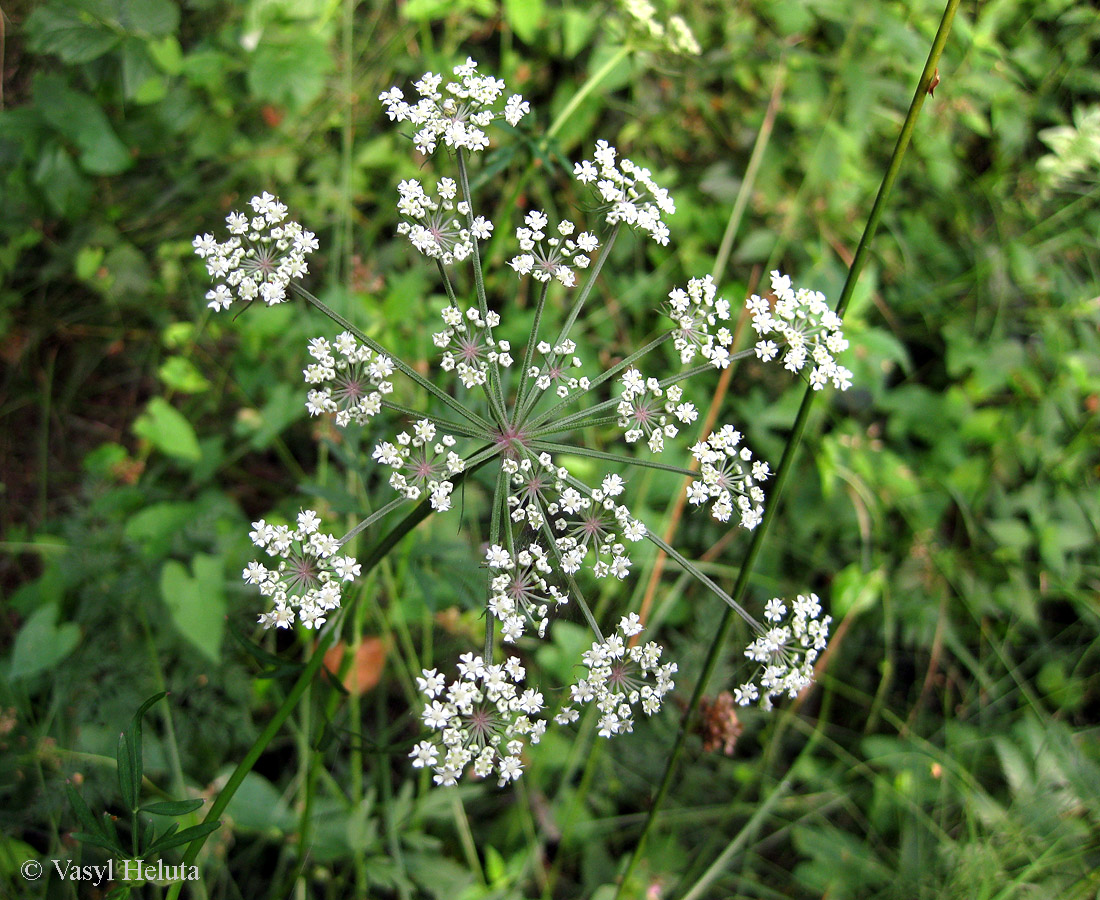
[33,73,133,175]
[140,798,204,817]
[25,1,121,64]
[246,31,333,110]
[117,0,180,35]
[133,397,201,462]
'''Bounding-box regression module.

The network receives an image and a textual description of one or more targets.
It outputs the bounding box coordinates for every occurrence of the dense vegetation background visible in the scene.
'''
[1,0,1097,897]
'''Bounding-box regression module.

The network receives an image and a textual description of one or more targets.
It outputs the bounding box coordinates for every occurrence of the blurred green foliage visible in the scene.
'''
[1,0,1097,898]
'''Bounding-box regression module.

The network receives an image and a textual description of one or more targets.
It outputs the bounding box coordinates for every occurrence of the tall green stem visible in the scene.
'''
[612,2,960,893]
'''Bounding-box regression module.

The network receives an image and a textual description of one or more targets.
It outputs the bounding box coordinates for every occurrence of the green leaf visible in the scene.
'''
[147,35,183,74]
[158,555,225,663]
[157,357,211,394]
[503,0,544,43]
[123,501,193,557]
[117,730,135,810]
[145,820,220,853]
[143,822,178,854]
[72,831,124,854]
[140,798,204,817]
[133,397,201,462]
[116,0,180,36]
[65,783,107,839]
[33,73,133,176]
[33,142,92,216]
[7,602,81,680]
[124,692,167,814]
[401,0,493,21]
[246,31,333,110]
[25,1,122,64]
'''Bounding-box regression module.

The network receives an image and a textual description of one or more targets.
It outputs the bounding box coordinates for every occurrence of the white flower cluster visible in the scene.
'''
[527,339,590,399]
[500,456,646,580]
[485,543,569,642]
[409,654,546,786]
[243,509,360,630]
[433,306,513,388]
[664,275,734,367]
[548,473,647,580]
[396,178,492,265]
[372,419,465,511]
[193,192,318,311]
[304,333,394,426]
[686,425,768,528]
[621,0,702,55]
[557,615,677,737]
[574,139,675,245]
[379,58,530,155]
[618,368,698,452]
[748,270,853,391]
[508,211,599,287]
[734,593,831,710]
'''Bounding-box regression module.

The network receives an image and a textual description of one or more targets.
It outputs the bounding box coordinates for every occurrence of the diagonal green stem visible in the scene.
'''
[525,331,673,431]
[612,2,960,893]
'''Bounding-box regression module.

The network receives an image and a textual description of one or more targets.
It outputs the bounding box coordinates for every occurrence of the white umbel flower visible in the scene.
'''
[413,655,546,787]
[372,420,465,511]
[574,139,675,244]
[303,332,394,426]
[569,621,677,737]
[379,58,529,155]
[193,193,317,312]
[244,510,357,630]
[747,270,853,391]
[735,593,832,710]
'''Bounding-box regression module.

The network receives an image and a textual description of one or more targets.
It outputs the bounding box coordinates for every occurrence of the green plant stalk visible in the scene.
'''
[546,45,631,142]
[456,148,510,425]
[678,687,833,900]
[613,1,960,893]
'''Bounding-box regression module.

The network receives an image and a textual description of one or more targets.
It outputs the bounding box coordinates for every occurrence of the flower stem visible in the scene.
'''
[612,1,960,892]
[516,225,620,423]
[525,331,673,432]
[379,401,484,438]
[528,440,697,477]
[456,148,510,426]
[514,280,551,412]
[545,45,632,141]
